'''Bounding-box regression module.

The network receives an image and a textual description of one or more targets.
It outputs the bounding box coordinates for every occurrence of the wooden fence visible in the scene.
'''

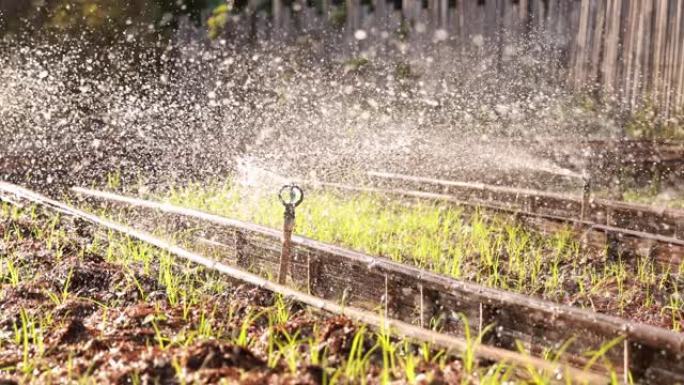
[571,0,684,120]
[261,0,684,119]
[3,0,682,118]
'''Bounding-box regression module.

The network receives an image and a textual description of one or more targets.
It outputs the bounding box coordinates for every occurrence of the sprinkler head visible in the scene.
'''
[278,184,304,209]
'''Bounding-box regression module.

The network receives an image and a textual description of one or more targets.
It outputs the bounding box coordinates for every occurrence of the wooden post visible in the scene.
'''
[402,0,411,25]
[622,0,639,107]
[533,0,545,30]
[347,0,360,34]
[623,339,629,384]
[321,0,329,19]
[495,0,505,72]
[235,230,249,268]
[674,0,684,111]
[428,0,437,30]
[473,0,485,42]
[439,0,448,30]
[581,177,592,221]
[572,0,591,88]
[306,252,312,294]
[478,302,483,336]
[643,0,654,101]
[457,0,466,44]
[664,1,682,118]
[589,0,606,86]
[518,0,529,33]
[384,273,389,319]
[247,0,259,42]
[419,283,425,328]
[601,0,621,95]
[484,0,497,41]
[373,0,386,29]
[651,0,668,107]
[677,2,684,110]
[547,0,558,37]
[631,0,651,108]
[273,0,282,30]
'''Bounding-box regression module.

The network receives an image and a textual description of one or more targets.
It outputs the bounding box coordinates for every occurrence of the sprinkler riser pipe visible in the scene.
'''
[279,210,295,284]
[278,184,303,285]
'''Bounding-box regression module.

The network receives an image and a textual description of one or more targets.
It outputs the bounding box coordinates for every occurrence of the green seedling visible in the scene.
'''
[162,182,683,330]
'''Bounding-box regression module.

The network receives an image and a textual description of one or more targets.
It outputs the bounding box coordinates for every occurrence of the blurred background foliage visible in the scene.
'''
[0,0,223,41]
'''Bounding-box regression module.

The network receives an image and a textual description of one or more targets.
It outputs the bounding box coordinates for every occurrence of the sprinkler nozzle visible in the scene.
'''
[279,184,304,208]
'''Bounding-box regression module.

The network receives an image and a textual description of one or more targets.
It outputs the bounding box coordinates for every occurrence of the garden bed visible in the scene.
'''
[0,201,511,384]
[163,183,684,331]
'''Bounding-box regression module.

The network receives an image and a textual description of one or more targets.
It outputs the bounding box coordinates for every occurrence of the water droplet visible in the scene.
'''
[434,29,448,42]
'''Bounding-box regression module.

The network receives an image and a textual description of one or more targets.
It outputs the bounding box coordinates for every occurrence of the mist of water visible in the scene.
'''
[0,21,621,195]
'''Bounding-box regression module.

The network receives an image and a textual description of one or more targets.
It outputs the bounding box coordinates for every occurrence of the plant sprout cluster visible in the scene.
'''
[164,182,684,331]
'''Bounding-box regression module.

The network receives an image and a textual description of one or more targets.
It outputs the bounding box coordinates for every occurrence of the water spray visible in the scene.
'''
[278,184,304,284]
